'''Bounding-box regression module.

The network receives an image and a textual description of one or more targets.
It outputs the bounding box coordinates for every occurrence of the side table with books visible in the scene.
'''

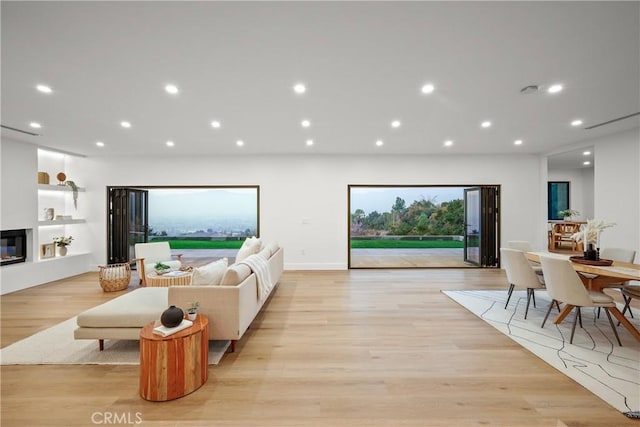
[139,315,209,401]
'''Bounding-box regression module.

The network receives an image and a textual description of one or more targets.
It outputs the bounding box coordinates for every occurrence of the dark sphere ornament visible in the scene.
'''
[160,305,184,328]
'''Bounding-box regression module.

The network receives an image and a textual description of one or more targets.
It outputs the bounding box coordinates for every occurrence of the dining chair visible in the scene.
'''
[539,256,622,345]
[500,248,546,319]
[506,240,543,275]
[551,223,580,251]
[586,248,636,318]
[620,282,639,320]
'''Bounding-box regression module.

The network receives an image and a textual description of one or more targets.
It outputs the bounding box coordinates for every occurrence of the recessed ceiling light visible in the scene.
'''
[36,84,52,93]
[391,120,401,128]
[165,84,179,94]
[375,140,384,147]
[236,140,244,147]
[211,120,221,128]
[293,83,306,94]
[583,151,591,156]
[547,84,563,94]
[29,122,42,128]
[583,161,591,166]
[514,139,523,145]
[120,121,131,128]
[301,119,311,128]
[444,140,453,147]
[96,141,105,147]
[421,83,435,94]
[166,141,175,147]
[571,119,583,127]
[306,139,314,146]
[481,121,492,128]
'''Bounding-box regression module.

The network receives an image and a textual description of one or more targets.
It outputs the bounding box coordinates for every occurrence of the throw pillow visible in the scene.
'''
[220,264,252,286]
[191,258,228,286]
[235,236,262,263]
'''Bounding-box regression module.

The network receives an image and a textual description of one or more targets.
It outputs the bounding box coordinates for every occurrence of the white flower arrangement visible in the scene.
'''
[571,219,616,246]
[53,235,74,247]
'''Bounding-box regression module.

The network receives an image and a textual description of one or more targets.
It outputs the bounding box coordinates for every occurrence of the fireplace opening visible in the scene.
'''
[1,229,27,266]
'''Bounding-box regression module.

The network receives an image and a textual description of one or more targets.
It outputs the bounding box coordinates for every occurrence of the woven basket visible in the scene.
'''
[98,263,131,292]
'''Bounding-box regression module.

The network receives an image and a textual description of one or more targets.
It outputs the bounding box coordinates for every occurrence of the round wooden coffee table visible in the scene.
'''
[139,315,209,401]
[145,271,193,287]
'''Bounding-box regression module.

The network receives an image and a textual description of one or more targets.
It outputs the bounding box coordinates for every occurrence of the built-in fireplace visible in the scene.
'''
[1,229,27,266]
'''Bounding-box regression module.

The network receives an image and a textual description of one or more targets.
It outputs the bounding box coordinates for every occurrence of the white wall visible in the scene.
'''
[3,128,638,292]
[548,167,594,221]
[594,128,640,262]
[0,139,37,231]
[77,153,544,269]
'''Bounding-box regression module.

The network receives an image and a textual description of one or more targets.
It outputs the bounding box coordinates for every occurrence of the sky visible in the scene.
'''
[148,188,257,220]
[350,186,467,214]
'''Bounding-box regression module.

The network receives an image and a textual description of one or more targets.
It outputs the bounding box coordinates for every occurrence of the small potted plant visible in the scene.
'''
[186,302,200,321]
[154,262,171,275]
[558,209,580,220]
[53,235,73,256]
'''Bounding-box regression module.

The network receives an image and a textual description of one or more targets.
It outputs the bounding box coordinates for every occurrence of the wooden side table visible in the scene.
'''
[145,271,193,287]
[139,315,209,401]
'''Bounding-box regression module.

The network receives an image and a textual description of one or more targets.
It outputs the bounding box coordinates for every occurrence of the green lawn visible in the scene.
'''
[350,239,464,249]
[151,238,464,250]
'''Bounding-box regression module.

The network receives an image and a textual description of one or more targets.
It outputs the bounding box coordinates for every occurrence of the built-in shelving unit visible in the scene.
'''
[38,219,87,226]
[37,184,86,192]
[0,145,92,295]
[36,150,88,264]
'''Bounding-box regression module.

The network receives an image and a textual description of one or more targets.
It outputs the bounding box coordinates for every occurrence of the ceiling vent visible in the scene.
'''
[0,124,40,136]
[520,85,540,94]
[584,112,640,130]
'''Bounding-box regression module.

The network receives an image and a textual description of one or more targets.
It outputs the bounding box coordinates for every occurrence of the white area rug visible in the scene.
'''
[0,316,230,365]
[443,290,640,414]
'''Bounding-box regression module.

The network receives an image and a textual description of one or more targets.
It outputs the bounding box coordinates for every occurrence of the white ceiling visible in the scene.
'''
[1,1,639,160]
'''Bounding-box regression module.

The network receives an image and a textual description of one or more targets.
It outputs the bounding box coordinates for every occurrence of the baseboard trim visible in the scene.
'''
[284,262,347,270]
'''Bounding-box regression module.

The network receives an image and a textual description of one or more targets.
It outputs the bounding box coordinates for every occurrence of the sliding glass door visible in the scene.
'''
[464,186,499,267]
[107,187,148,264]
[463,188,481,266]
[349,185,499,268]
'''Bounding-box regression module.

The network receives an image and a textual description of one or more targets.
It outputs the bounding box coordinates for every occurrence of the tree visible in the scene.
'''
[353,209,365,224]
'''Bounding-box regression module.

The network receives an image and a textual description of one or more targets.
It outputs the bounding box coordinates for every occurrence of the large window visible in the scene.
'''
[107,186,259,263]
[148,187,259,240]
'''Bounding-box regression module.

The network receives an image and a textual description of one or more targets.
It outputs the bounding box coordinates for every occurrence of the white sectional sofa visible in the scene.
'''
[74,246,283,352]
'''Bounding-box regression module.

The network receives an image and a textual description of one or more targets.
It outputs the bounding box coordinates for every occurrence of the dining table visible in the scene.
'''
[525,251,640,341]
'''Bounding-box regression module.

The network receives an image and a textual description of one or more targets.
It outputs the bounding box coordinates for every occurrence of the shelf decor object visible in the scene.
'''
[41,243,55,259]
[66,180,79,209]
[37,171,50,184]
[56,172,66,184]
[53,235,73,256]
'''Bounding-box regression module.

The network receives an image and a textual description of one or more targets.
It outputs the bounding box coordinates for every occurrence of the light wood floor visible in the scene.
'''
[1,269,637,426]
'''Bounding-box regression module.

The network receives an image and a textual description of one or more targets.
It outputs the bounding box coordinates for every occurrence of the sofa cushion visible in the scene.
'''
[267,242,279,256]
[258,247,271,260]
[192,258,228,286]
[220,263,252,286]
[77,288,168,328]
[236,236,262,263]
